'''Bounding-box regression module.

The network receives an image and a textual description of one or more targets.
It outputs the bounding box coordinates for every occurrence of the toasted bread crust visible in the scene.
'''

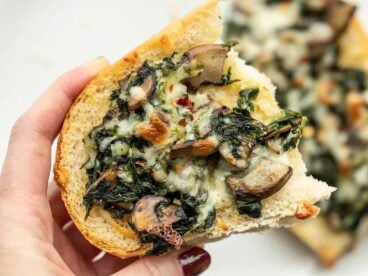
[54,0,333,258]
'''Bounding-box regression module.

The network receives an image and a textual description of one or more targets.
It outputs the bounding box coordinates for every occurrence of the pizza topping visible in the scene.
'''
[128,71,157,111]
[170,137,219,158]
[219,139,256,170]
[135,111,169,144]
[132,195,185,245]
[82,43,304,254]
[225,0,368,234]
[226,157,292,200]
[182,44,229,91]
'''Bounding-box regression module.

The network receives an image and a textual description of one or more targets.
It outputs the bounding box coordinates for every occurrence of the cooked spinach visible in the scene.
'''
[110,90,120,100]
[102,203,130,219]
[138,233,174,255]
[337,68,367,92]
[326,188,368,231]
[266,110,305,152]
[172,191,214,235]
[235,190,262,218]
[137,191,215,255]
[194,209,216,233]
[127,61,157,91]
[211,108,267,142]
[224,21,251,39]
[237,88,259,112]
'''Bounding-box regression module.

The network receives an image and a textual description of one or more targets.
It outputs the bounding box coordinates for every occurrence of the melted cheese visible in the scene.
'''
[117,117,137,137]
[130,86,147,103]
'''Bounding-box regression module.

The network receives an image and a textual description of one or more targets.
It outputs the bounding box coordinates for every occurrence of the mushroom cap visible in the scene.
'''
[182,44,228,90]
[226,157,293,199]
[131,195,184,232]
[131,195,185,246]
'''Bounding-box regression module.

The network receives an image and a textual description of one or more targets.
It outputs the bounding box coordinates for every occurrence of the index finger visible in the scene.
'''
[0,57,110,196]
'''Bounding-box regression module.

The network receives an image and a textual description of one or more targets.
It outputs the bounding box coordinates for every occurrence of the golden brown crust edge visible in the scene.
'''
[291,18,368,266]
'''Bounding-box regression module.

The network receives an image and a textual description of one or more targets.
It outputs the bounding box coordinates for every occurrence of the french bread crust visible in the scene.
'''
[290,18,368,266]
[54,0,333,258]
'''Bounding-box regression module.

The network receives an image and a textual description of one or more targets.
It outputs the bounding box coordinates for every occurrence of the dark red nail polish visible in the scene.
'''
[179,247,211,276]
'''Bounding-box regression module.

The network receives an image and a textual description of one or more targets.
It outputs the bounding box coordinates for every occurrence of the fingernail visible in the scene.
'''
[179,247,211,276]
[83,56,110,75]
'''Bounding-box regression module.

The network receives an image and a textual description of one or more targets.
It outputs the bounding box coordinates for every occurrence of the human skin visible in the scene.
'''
[0,57,211,276]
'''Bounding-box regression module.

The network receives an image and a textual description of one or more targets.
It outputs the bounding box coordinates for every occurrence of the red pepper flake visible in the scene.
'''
[135,161,145,167]
[169,84,174,93]
[178,118,187,126]
[176,96,193,110]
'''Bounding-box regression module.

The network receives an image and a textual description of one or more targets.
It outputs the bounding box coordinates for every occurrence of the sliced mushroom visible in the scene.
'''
[128,73,156,111]
[219,138,256,170]
[226,157,292,199]
[131,195,185,245]
[182,44,228,91]
[327,0,356,37]
[170,137,219,158]
[135,111,169,144]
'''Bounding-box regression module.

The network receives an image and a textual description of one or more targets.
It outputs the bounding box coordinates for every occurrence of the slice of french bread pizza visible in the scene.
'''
[54,0,334,258]
[224,0,368,266]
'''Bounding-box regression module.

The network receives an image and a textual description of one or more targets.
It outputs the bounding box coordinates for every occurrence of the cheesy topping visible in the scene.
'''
[82,43,304,254]
[225,0,368,233]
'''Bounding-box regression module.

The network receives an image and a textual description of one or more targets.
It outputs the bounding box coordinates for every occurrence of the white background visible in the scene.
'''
[0,0,367,275]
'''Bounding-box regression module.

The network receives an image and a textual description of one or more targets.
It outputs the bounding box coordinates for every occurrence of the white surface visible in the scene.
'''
[0,1,368,275]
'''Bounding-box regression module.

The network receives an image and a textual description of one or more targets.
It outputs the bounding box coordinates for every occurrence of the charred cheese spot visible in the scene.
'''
[136,112,169,144]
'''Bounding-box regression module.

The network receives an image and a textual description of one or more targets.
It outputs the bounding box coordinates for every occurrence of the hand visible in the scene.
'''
[0,57,211,276]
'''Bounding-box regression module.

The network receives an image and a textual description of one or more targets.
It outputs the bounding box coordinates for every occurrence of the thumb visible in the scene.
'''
[112,247,211,276]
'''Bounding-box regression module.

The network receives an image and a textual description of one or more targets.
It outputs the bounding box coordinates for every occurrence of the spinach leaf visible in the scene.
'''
[224,21,250,39]
[127,61,156,91]
[211,108,267,142]
[235,191,262,218]
[237,88,259,112]
[193,209,216,233]
[265,110,305,152]
[102,203,130,219]
[138,233,174,255]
